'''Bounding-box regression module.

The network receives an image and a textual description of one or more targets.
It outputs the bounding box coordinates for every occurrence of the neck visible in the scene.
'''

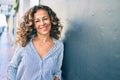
[35,34,51,43]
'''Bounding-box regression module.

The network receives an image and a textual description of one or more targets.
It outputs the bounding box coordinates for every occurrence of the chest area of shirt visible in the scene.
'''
[21,51,58,73]
[22,49,58,67]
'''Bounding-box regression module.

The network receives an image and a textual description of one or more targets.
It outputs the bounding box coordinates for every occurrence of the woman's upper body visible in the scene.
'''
[7,38,64,80]
[7,5,63,80]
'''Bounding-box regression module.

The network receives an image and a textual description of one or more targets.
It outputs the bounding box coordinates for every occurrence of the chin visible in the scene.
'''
[41,31,50,35]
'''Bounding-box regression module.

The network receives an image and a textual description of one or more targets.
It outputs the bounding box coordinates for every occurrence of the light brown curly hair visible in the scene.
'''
[16,5,63,47]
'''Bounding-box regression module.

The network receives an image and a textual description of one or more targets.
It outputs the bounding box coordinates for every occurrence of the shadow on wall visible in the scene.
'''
[61,17,120,80]
[62,18,88,80]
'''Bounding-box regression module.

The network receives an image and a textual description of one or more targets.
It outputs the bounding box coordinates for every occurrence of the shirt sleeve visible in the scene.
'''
[54,42,64,80]
[7,46,23,80]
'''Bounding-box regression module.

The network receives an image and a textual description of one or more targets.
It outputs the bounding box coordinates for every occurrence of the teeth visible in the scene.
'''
[39,27,45,29]
[41,27,46,29]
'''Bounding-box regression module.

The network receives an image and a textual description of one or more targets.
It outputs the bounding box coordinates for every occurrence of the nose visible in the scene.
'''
[40,20,45,25]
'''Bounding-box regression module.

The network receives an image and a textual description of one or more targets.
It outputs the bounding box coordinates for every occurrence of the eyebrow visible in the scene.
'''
[34,16,49,20]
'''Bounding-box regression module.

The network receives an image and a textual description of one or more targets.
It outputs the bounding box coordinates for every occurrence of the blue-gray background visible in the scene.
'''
[41,0,120,80]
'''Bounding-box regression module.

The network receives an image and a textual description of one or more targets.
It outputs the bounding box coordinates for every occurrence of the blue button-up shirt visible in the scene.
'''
[7,38,64,80]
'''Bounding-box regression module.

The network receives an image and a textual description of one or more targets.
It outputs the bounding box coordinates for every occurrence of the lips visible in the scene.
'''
[39,26,48,31]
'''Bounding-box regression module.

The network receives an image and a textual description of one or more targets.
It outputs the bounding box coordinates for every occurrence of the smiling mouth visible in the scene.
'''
[39,26,48,30]
[39,26,46,29]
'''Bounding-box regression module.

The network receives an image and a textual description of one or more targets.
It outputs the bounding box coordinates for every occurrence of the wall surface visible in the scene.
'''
[41,0,120,80]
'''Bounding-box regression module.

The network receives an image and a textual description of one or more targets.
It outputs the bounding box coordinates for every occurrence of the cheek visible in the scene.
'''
[49,24,51,29]
[47,22,52,30]
[47,21,51,27]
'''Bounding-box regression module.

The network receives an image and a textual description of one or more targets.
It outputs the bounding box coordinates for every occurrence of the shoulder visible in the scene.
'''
[15,42,30,53]
[15,46,24,52]
[12,45,25,58]
[53,38,64,49]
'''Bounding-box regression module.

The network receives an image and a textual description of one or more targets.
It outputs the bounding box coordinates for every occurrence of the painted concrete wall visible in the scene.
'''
[40,0,120,80]
[18,0,30,19]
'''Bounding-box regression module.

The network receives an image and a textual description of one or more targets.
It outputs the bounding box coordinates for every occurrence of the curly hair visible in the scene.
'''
[16,5,63,47]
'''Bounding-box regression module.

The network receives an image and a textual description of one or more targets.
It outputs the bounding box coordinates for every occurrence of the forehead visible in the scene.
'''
[34,9,49,19]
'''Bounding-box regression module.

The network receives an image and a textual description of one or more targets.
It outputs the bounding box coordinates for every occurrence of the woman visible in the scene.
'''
[7,5,64,80]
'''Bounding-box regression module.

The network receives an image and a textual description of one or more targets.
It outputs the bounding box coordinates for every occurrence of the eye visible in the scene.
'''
[34,20,40,23]
[43,17,49,21]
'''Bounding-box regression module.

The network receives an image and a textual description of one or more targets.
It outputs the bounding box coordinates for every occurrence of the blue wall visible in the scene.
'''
[41,0,120,80]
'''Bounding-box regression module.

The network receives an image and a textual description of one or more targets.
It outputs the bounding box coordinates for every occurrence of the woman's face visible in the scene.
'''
[34,9,51,36]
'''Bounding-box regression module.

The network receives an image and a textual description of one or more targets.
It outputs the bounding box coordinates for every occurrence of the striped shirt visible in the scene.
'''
[7,38,64,80]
